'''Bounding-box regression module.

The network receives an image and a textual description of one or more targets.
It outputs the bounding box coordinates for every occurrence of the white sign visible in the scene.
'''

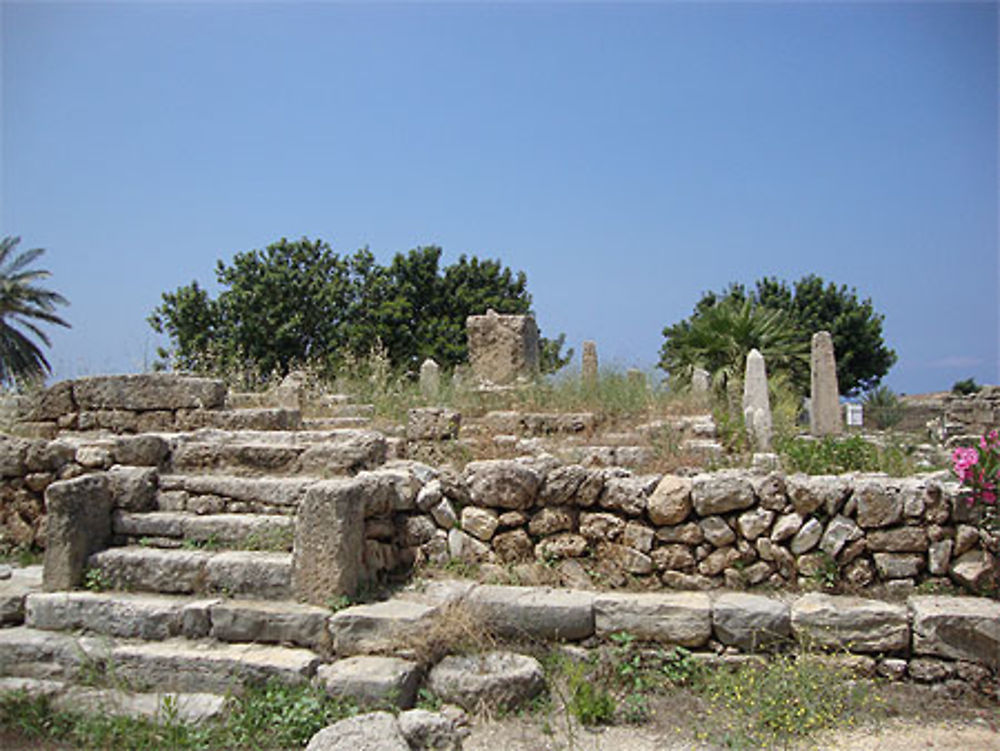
[845,403,863,427]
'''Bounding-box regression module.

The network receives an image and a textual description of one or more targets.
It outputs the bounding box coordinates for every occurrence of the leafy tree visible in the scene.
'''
[149,237,570,380]
[660,276,896,396]
[0,237,70,387]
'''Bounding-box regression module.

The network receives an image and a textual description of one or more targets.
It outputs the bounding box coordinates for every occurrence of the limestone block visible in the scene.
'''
[43,474,113,591]
[112,435,170,467]
[867,527,929,553]
[106,465,158,512]
[535,533,588,560]
[328,599,438,655]
[790,593,908,653]
[819,515,861,559]
[579,512,626,542]
[789,518,823,555]
[316,656,421,708]
[713,593,791,650]
[463,460,541,510]
[699,516,735,547]
[305,712,409,751]
[528,506,576,537]
[428,651,544,710]
[647,475,693,525]
[599,475,659,516]
[736,508,774,541]
[462,507,500,541]
[855,479,903,529]
[909,595,1000,670]
[786,474,849,516]
[293,480,366,604]
[691,471,754,516]
[467,585,595,640]
[72,374,226,411]
[492,529,534,562]
[809,332,842,436]
[466,311,540,385]
[406,408,460,441]
[594,591,711,647]
[872,553,924,580]
[650,544,696,572]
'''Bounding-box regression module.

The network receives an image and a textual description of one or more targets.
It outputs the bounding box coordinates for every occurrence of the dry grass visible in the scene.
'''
[400,601,498,666]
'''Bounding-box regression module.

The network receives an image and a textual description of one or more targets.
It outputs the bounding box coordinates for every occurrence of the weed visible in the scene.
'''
[809,552,840,591]
[694,652,871,749]
[82,567,112,593]
[241,526,294,552]
[777,434,916,476]
[415,687,442,712]
[0,543,43,567]
[399,600,496,666]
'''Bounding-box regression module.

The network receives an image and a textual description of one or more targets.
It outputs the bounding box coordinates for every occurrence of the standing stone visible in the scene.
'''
[742,349,772,451]
[466,310,539,386]
[581,341,598,389]
[293,479,366,604]
[691,368,711,394]
[810,331,842,436]
[43,474,113,591]
[419,359,440,399]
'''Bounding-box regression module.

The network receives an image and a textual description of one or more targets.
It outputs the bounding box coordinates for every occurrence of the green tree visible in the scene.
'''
[661,276,896,396]
[149,237,570,379]
[0,237,70,387]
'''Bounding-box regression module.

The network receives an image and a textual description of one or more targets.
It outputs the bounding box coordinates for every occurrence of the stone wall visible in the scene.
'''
[11,374,299,437]
[367,461,998,597]
[942,386,1000,441]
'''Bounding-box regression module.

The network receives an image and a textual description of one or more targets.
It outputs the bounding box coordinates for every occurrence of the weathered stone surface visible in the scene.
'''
[397,708,469,751]
[106,465,158,512]
[855,479,903,529]
[809,331,842,436]
[210,599,328,650]
[954,525,980,556]
[467,311,540,385]
[448,529,491,562]
[296,431,387,475]
[428,650,544,710]
[0,436,30,477]
[109,639,320,694]
[0,566,41,624]
[26,591,214,640]
[528,506,575,537]
[656,522,703,545]
[492,529,533,562]
[354,468,422,515]
[72,374,226,411]
[87,547,209,594]
[698,546,740,577]
[909,595,1000,670]
[579,512,626,542]
[651,544,696,571]
[713,593,791,650]
[949,549,998,591]
[691,472,754,516]
[736,508,774,541]
[928,539,953,576]
[50,686,226,723]
[23,381,76,421]
[599,475,657,516]
[43,474,113,591]
[699,516,735,548]
[179,475,314,508]
[535,533,588,560]
[538,464,588,506]
[647,475,692,526]
[873,553,924,580]
[293,480,366,604]
[786,475,849,516]
[429,499,458,529]
[467,585,595,640]
[599,542,654,575]
[461,507,499,541]
[594,592,711,647]
[623,521,655,552]
[464,460,541,510]
[819,515,861,559]
[419,359,441,399]
[112,435,170,467]
[581,340,598,386]
[305,711,409,751]
[406,408,460,441]
[328,599,437,656]
[316,656,421,709]
[742,349,772,451]
[867,527,929,552]
[791,593,908,653]
[790,518,823,555]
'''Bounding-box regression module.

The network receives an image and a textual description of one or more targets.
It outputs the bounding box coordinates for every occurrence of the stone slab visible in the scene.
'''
[315,656,421,708]
[209,598,330,650]
[593,592,711,647]
[790,593,909,653]
[327,599,438,656]
[712,593,791,650]
[909,595,1000,670]
[466,585,595,641]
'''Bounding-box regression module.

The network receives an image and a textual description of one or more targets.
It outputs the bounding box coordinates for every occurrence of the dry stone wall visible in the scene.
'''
[943,386,1000,441]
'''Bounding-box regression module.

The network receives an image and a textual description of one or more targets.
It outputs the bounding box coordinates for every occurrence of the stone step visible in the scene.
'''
[0,626,321,694]
[157,473,317,514]
[167,429,387,476]
[302,416,373,430]
[0,564,42,625]
[25,591,330,650]
[174,408,302,432]
[87,546,292,598]
[0,677,226,722]
[112,510,294,550]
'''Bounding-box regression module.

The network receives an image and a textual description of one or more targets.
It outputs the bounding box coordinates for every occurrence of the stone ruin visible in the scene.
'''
[1,367,999,741]
[466,310,539,386]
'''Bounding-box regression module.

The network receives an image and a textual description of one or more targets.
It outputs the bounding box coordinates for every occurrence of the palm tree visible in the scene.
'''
[659,297,809,401]
[0,236,70,386]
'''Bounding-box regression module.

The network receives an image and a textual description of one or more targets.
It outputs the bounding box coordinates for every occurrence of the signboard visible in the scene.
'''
[845,403,863,427]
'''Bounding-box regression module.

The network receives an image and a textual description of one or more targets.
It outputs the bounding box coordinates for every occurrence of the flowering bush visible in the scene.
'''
[952,429,1000,533]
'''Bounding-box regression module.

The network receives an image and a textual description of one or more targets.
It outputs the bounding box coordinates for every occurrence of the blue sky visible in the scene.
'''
[2,1,997,394]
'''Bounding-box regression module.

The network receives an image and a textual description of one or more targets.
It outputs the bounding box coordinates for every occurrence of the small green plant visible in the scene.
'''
[82,567,112,592]
[0,543,43,567]
[415,687,442,712]
[777,435,915,475]
[810,552,840,590]
[183,533,222,551]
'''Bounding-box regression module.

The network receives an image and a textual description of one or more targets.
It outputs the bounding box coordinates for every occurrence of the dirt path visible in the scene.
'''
[464,717,1000,751]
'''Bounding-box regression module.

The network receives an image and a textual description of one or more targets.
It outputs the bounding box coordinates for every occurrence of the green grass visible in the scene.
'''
[0,679,359,750]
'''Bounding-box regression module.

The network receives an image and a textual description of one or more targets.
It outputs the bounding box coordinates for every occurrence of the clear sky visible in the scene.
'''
[2,0,997,395]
